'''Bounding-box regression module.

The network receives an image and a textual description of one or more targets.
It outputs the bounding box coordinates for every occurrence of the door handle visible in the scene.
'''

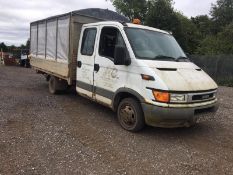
[77,61,82,68]
[94,64,100,72]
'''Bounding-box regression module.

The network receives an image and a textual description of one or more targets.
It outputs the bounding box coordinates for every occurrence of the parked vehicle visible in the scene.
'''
[20,49,30,68]
[30,8,219,132]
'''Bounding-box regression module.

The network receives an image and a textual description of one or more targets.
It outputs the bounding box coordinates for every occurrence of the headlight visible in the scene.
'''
[152,90,170,103]
[152,90,187,103]
[170,94,187,103]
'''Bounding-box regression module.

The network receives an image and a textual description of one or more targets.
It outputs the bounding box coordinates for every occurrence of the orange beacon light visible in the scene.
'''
[133,19,141,24]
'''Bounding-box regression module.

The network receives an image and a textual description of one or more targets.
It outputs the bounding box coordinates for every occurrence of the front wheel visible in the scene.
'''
[117,98,145,132]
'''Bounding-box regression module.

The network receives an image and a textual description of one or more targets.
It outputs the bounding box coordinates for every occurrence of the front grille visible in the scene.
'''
[192,93,214,101]
[186,90,217,103]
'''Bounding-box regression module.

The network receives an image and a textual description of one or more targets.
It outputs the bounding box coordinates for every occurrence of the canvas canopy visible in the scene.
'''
[30,8,129,64]
[30,15,70,63]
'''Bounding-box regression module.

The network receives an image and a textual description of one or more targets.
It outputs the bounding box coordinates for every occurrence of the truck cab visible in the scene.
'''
[76,21,219,131]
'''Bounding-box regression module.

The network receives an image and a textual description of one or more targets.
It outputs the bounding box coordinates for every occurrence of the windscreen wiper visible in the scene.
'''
[154,55,176,61]
[175,56,190,62]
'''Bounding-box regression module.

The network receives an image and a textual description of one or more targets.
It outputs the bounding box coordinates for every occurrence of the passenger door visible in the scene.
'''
[94,26,129,106]
[76,27,97,99]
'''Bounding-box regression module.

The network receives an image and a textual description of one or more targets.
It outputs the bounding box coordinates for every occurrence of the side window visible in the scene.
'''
[99,27,127,59]
[81,28,97,56]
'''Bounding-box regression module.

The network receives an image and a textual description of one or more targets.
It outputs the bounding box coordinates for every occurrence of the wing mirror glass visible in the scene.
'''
[114,46,131,66]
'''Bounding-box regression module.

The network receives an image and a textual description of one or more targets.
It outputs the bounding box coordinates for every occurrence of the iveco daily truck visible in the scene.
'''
[30,8,219,132]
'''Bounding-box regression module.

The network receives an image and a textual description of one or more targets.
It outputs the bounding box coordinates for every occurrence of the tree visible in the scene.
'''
[0,39,30,56]
[197,23,233,55]
[0,42,8,52]
[109,0,233,55]
[26,39,30,50]
[210,0,233,33]
[146,0,176,30]
[110,0,201,53]
[176,13,200,54]
[145,0,199,53]
[219,23,233,54]
[8,45,16,53]
[110,0,148,21]
[195,0,233,54]
[191,15,213,38]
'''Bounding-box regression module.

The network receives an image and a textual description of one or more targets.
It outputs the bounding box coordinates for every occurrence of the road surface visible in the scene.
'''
[0,65,233,174]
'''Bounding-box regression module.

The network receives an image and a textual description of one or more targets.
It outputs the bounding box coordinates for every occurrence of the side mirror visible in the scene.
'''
[114,46,131,66]
[185,52,191,58]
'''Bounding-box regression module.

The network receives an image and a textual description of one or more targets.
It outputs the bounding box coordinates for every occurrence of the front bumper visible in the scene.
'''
[142,100,219,128]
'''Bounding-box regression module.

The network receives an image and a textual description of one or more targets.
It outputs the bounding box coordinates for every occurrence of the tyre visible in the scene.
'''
[49,76,58,94]
[48,76,68,94]
[117,98,145,132]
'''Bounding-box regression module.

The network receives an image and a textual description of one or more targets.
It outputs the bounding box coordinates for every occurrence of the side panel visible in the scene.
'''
[30,14,103,83]
[70,22,83,82]
[30,57,69,78]
[76,27,98,98]
[30,15,71,81]
[72,15,102,24]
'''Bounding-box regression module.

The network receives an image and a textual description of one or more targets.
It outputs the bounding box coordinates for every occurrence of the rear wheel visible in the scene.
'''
[49,76,68,94]
[117,98,145,132]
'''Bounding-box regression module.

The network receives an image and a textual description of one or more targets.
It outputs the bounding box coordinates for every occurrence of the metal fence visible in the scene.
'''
[190,55,233,86]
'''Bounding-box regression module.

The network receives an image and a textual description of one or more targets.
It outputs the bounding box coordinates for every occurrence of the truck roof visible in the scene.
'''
[83,21,169,35]
[30,8,168,35]
[31,8,129,25]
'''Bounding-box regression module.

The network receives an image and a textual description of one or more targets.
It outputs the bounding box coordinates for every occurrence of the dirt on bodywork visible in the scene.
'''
[0,65,233,174]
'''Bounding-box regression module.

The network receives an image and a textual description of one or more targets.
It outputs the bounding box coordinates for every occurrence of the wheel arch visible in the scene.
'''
[112,88,145,112]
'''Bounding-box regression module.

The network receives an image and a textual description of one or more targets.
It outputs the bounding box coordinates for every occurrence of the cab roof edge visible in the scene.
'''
[118,21,128,27]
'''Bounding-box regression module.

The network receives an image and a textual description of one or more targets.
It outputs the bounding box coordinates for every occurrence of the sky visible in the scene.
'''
[0,0,217,46]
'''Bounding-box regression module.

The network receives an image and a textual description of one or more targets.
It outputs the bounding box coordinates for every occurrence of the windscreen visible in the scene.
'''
[125,28,186,61]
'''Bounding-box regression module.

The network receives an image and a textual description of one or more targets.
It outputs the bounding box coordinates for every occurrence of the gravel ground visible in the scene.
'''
[0,65,233,175]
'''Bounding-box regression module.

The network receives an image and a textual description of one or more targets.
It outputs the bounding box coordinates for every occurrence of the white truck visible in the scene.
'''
[30,8,219,132]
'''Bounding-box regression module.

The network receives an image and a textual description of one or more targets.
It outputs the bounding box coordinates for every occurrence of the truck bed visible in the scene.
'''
[30,58,69,79]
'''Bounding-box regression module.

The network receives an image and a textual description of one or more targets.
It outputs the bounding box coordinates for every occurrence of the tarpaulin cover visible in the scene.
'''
[46,20,56,60]
[30,25,37,56]
[30,17,70,62]
[37,23,46,58]
[57,18,70,63]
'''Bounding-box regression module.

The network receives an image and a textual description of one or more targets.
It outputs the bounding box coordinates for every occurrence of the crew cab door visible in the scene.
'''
[76,27,97,98]
[94,26,129,106]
